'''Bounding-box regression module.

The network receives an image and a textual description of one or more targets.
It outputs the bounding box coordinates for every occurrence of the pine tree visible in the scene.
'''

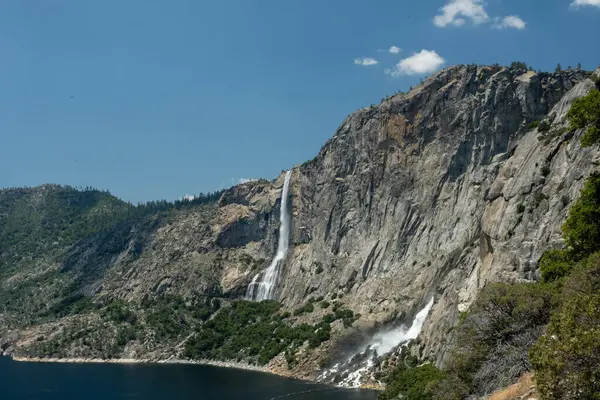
[555,63,562,73]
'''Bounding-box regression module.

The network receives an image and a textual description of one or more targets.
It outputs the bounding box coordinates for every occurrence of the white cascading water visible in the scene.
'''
[246,170,292,301]
[320,297,434,387]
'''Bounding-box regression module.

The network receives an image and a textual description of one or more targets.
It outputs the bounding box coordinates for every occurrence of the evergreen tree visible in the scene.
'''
[555,63,562,73]
[510,61,528,70]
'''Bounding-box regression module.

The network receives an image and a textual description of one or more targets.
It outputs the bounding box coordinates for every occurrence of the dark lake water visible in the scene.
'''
[0,356,378,399]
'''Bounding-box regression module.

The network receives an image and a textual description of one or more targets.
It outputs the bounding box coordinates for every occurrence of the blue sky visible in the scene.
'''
[1,0,599,203]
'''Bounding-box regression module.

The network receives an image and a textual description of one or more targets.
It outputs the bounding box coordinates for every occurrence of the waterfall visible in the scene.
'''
[369,297,434,356]
[319,297,435,387]
[246,170,292,301]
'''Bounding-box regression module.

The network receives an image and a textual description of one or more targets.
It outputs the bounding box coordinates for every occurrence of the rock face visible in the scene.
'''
[2,65,599,374]
[224,65,600,365]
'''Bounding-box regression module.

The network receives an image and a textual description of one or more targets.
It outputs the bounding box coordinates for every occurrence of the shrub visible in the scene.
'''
[562,173,600,258]
[47,293,95,317]
[567,89,600,147]
[530,253,600,399]
[378,363,446,400]
[527,120,540,130]
[539,249,575,283]
[322,313,336,323]
[509,61,528,71]
[541,165,551,177]
[116,325,137,346]
[445,282,559,396]
[517,203,526,214]
[538,120,551,133]
[427,374,470,400]
[293,302,314,316]
[102,300,137,325]
[320,300,330,309]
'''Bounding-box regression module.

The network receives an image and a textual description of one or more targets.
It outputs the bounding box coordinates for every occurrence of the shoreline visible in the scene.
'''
[9,355,271,374]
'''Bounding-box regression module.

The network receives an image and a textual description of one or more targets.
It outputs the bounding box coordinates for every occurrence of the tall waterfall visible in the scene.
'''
[319,298,435,387]
[246,170,292,301]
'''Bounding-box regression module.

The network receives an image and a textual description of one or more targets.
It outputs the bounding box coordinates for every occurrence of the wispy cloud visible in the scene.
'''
[493,15,526,29]
[434,0,527,29]
[389,46,401,54]
[433,0,489,27]
[354,57,379,66]
[386,50,445,76]
[571,0,600,8]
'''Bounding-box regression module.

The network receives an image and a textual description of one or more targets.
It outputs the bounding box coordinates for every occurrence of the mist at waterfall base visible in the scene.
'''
[320,298,435,387]
[246,170,292,301]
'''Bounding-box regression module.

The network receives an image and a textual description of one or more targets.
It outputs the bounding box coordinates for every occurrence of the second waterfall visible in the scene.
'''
[246,170,292,301]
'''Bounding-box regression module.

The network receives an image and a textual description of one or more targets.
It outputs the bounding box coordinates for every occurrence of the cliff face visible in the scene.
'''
[2,65,599,373]
[224,65,599,364]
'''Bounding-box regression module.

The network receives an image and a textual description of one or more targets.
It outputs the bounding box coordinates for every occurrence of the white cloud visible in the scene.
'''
[354,57,379,66]
[571,0,600,8]
[389,46,401,54]
[433,0,489,27]
[386,50,446,76]
[181,194,197,201]
[239,178,257,184]
[493,15,526,29]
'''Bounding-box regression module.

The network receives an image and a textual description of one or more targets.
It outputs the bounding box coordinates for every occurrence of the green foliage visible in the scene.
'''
[444,282,559,396]
[322,313,336,323]
[539,249,575,283]
[517,203,526,214]
[562,173,600,258]
[183,300,333,365]
[378,363,446,400]
[293,301,315,316]
[102,300,138,325]
[426,374,470,400]
[530,253,600,399]
[45,293,96,317]
[541,164,551,176]
[0,185,224,276]
[567,89,600,147]
[314,262,324,274]
[144,295,218,340]
[0,187,130,271]
[527,120,540,130]
[510,61,528,71]
[555,63,562,73]
[116,325,137,346]
[320,300,330,309]
[538,120,551,133]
